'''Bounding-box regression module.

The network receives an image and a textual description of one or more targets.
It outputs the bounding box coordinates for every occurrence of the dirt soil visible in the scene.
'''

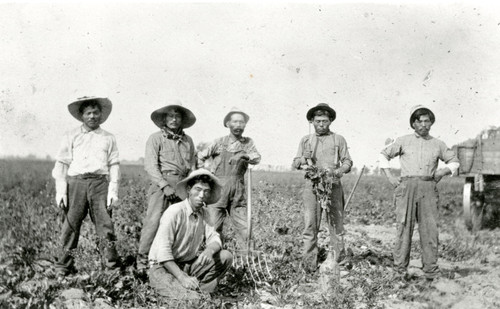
[287,223,500,309]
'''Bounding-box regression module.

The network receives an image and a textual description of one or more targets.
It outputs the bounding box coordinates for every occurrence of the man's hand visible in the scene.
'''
[55,180,67,209]
[179,274,200,290]
[332,168,344,178]
[55,194,67,209]
[300,150,313,166]
[197,248,215,267]
[107,194,118,208]
[107,181,119,208]
[162,185,177,201]
[433,168,451,183]
[229,153,249,165]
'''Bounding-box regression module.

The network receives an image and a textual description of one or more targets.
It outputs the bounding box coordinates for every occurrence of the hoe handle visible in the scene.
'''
[247,167,253,253]
[344,165,365,211]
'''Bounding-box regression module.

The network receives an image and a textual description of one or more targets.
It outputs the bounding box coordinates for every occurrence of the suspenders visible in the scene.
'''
[310,133,340,167]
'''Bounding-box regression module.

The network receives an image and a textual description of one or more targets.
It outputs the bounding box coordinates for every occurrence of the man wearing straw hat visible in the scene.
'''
[136,104,197,271]
[148,169,232,300]
[380,105,459,280]
[292,103,353,272]
[52,96,120,275]
[197,108,261,247]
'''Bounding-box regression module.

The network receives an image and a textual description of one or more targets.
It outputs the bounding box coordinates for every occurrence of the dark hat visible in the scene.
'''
[68,97,112,124]
[306,103,336,121]
[223,107,250,127]
[176,169,222,204]
[151,105,196,129]
[409,105,435,129]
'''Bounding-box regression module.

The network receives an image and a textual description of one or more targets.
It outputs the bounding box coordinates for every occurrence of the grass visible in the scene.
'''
[0,159,496,308]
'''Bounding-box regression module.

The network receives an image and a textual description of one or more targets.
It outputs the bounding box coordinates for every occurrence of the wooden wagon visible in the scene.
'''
[454,128,500,231]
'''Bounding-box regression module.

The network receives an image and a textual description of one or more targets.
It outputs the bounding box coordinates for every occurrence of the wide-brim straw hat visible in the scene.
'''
[306,103,336,121]
[68,97,112,124]
[176,169,222,204]
[151,105,196,129]
[223,107,250,127]
[409,105,435,128]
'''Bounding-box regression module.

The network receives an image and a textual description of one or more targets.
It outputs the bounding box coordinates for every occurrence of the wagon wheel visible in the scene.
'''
[463,178,484,232]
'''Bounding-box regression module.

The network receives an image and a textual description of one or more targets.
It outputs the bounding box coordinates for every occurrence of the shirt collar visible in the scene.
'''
[414,132,432,140]
[315,130,332,137]
[81,125,102,134]
[185,199,202,218]
[228,134,247,143]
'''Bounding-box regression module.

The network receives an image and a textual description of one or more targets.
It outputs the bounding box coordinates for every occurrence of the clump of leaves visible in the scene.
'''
[304,165,335,212]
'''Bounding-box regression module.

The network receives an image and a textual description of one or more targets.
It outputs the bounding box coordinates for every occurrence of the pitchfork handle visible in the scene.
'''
[247,167,253,253]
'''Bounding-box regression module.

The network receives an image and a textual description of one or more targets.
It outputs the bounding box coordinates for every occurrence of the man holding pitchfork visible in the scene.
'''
[293,103,353,272]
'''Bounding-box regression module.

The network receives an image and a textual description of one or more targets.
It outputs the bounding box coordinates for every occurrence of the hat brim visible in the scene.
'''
[175,169,222,204]
[223,111,250,127]
[151,105,196,129]
[68,97,112,124]
[410,108,435,129]
[306,105,336,121]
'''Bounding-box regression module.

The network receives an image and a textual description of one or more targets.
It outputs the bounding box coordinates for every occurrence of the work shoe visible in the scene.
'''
[55,266,78,278]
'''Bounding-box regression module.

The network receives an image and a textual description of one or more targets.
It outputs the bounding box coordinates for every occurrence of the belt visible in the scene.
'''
[70,173,107,180]
[401,176,434,181]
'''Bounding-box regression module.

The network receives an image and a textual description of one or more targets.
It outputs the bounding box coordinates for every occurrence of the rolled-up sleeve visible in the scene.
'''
[55,132,73,165]
[246,138,261,165]
[197,141,217,169]
[380,138,402,161]
[292,136,308,169]
[440,142,460,175]
[144,134,169,189]
[338,135,353,173]
[107,135,120,166]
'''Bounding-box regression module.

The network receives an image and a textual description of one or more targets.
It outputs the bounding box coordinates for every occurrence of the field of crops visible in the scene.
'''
[1,159,500,308]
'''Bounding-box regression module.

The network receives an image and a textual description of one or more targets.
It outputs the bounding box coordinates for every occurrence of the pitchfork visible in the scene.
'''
[232,166,273,284]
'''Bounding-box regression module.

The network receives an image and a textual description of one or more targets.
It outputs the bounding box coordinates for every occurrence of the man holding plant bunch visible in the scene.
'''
[292,103,353,272]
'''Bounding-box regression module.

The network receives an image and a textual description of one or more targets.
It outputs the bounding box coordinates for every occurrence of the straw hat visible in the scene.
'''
[306,103,336,121]
[68,97,112,124]
[223,107,250,127]
[176,169,222,204]
[409,105,435,128]
[151,105,196,129]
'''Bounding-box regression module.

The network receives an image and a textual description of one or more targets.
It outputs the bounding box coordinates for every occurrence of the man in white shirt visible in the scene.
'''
[148,169,232,301]
[52,97,121,276]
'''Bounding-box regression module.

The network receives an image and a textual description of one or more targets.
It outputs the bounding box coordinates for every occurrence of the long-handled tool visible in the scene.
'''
[233,167,273,285]
[344,165,365,211]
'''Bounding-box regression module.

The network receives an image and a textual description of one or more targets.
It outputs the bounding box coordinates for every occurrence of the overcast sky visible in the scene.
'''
[1,1,500,169]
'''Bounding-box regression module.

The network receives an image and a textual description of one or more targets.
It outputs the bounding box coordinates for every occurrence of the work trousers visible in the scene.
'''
[56,176,119,272]
[208,176,248,247]
[149,250,233,300]
[393,178,439,277]
[137,175,182,268]
[302,180,344,266]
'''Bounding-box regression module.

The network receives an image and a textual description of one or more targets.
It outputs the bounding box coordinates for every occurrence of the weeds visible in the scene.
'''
[0,159,497,308]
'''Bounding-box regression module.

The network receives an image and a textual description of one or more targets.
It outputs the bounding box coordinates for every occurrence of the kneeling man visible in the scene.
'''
[148,169,232,300]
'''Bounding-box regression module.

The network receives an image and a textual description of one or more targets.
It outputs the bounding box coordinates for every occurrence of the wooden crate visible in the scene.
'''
[455,137,500,175]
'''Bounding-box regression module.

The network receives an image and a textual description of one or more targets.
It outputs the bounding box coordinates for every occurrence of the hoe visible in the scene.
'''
[232,167,273,285]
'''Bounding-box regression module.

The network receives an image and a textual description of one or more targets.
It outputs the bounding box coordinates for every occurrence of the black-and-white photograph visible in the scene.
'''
[1,1,500,308]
